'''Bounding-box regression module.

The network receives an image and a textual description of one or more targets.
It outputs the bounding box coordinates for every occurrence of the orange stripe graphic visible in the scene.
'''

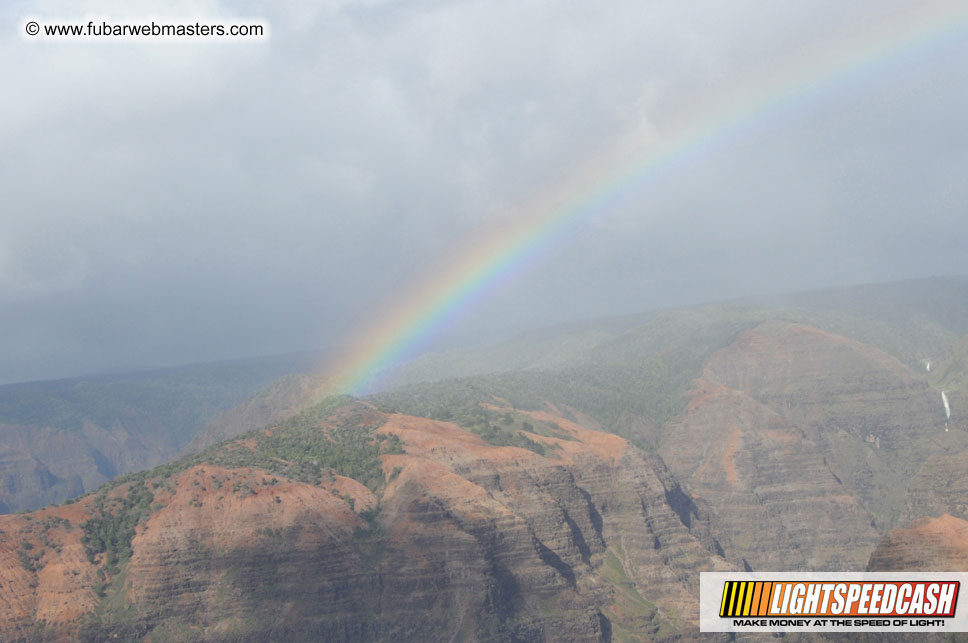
[759,582,773,616]
[750,582,762,616]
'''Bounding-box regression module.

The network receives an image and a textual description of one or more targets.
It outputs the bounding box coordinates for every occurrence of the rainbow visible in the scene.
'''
[326,1,968,395]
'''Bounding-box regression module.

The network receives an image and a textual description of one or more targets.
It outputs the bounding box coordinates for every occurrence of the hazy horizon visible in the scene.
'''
[2,273,964,388]
[3,1,967,384]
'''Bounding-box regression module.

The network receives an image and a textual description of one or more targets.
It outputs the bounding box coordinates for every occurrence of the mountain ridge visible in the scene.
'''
[0,398,733,641]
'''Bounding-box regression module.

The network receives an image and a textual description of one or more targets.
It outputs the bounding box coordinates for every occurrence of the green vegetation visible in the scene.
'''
[394,277,968,393]
[15,515,73,571]
[182,396,402,491]
[223,397,401,490]
[373,358,705,451]
[79,562,151,641]
[81,481,154,573]
[373,393,562,455]
[58,395,410,638]
[39,515,72,531]
[930,333,968,391]
[18,540,44,572]
[14,277,968,641]
[76,395,400,516]
[378,287,968,451]
[9,396,399,638]
[372,306,773,449]
[597,545,682,642]
[352,521,386,569]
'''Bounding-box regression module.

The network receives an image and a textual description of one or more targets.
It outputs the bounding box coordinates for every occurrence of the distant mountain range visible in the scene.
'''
[1,276,967,640]
[0,352,323,512]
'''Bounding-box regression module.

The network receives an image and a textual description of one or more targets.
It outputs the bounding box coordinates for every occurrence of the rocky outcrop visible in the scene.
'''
[651,320,968,579]
[0,501,101,640]
[903,452,968,524]
[121,466,375,640]
[695,321,968,530]
[0,405,732,642]
[5,314,967,639]
[372,410,731,641]
[660,378,879,572]
[820,516,968,643]
[867,514,968,571]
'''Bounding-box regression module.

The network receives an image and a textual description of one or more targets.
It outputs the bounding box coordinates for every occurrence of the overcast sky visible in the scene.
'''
[1,0,966,384]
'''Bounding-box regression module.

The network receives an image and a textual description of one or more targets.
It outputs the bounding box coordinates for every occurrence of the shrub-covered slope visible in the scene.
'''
[0,397,732,642]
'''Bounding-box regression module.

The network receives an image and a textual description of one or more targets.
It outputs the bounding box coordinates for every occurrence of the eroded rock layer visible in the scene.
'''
[867,514,968,571]
[0,404,731,642]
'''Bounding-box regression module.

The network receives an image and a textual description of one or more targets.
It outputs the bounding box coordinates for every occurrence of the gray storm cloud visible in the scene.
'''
[1,0,966,383]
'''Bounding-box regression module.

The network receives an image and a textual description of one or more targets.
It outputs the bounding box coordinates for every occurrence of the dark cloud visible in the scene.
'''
[1,0,966,383]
